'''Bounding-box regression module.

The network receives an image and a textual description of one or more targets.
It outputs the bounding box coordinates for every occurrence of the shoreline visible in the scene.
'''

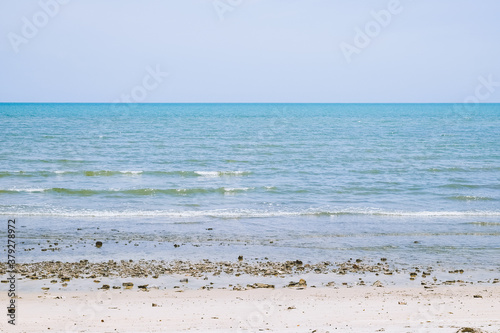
[2,258,499,291]
[3,258,499,331]
[3,285,499,332]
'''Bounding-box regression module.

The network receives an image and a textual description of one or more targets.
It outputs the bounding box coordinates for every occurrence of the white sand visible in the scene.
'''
[3,285,499,332]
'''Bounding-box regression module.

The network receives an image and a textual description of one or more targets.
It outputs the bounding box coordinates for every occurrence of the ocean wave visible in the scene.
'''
[439,184,481,189]
[466,222,500,226]
[2,207,500,218]
[426,167,469,172]
[194,171,251,177]
[0,188,46,193]
[84,170,143,176]
[0,170,251,178]
[0,187,255,196]
[439,183,500,190]
[426,166,500,173]
[447,195,494,201]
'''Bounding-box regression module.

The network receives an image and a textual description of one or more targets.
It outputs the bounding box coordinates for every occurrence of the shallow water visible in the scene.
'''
[1,103,499,269]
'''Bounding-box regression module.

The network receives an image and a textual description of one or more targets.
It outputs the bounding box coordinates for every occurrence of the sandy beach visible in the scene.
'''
[2,285,498,332]
[2,257,500,332]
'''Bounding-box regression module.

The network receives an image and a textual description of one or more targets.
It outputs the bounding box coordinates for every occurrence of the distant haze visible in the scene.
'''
[1,0,499,103]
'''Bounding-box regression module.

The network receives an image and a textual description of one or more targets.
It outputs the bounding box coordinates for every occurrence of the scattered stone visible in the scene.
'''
[372,280,383,287]
[473,295,483,298]
[288,279,307,287]
[456,328,484,333]
[180,278,188,283]
[247,283,274,289]
[138,284,148,290]
[152,303,158,307]
[95,241,103,248]
[122,282,133,289]
[325,281,336,287]
[449,269,465,274]
[238,256,243,261]
[100,285,110,290]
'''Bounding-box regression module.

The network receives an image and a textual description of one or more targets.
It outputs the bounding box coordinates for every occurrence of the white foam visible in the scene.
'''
[195,171,219,177]
[5,188,46,193]
[2,207,500,218]
[194,171,249,177]
[223,187,252,192]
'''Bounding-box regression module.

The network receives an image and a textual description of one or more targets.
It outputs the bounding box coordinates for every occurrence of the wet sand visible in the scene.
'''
[2,258,499,290]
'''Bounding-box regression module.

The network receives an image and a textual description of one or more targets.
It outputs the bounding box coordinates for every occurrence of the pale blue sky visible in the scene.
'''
[1,0,499,103]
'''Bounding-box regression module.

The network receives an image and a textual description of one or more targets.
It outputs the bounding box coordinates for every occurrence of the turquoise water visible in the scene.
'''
[1,103,499,267]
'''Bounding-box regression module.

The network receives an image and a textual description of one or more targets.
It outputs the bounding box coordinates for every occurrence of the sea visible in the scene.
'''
[1,103,499,271]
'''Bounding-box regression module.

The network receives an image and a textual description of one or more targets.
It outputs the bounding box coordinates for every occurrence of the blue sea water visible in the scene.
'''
[1,103,499,268]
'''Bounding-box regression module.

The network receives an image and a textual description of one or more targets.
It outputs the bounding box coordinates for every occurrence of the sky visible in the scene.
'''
[1,0,499,103]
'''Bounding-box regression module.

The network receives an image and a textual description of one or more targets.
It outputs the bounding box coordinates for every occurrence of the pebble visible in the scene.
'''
[0,258,486,290]
[122,282,134,289]
[247,283,274,289]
